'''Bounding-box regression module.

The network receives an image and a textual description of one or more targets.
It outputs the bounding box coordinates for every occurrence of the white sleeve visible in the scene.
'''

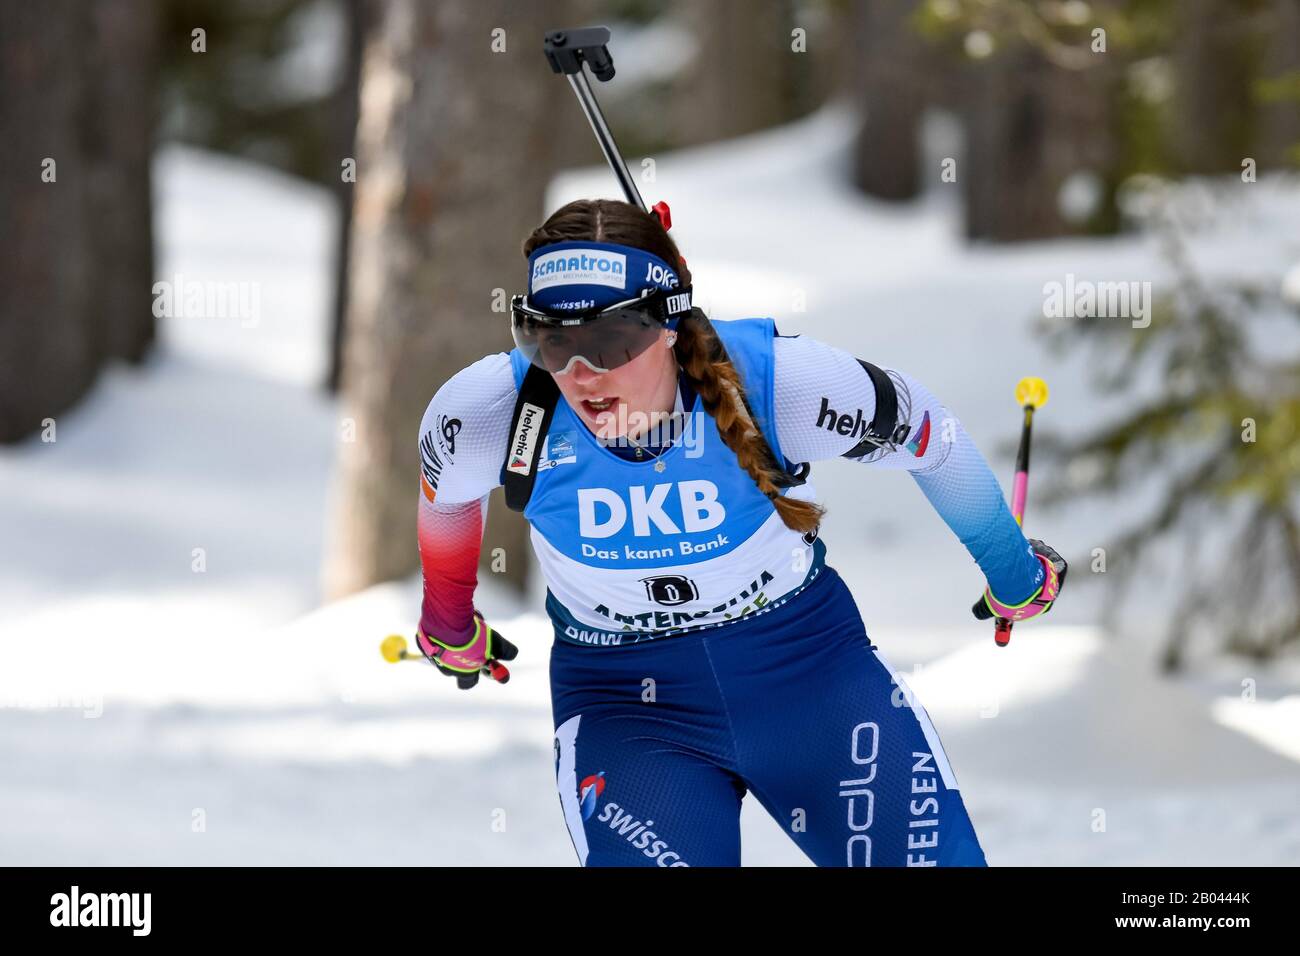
[418,352,518,505]
[771,334,954,473]
[772,334,1046,603]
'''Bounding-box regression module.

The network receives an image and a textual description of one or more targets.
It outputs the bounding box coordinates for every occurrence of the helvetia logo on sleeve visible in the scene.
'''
[50,886,151,936]
[815,397,873,442]
[905,411,930,457]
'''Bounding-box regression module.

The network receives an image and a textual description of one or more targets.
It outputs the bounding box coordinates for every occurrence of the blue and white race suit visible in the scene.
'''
[417,319,1043,865]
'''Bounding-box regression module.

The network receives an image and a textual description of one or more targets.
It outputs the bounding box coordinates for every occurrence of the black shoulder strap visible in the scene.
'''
[842,360,903,459]
[502,364,561,512]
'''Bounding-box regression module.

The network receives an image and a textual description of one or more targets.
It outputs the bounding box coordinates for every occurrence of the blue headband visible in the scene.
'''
[527,240,683,325]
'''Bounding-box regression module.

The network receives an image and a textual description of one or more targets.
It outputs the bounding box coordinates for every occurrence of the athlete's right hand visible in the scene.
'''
[415,612,518,689]
[971,538,1067,623]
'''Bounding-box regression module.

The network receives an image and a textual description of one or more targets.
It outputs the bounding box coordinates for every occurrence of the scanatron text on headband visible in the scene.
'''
[526,240,680,313]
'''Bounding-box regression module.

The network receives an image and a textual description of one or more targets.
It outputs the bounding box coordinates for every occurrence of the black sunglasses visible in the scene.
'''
[510,286,692,374]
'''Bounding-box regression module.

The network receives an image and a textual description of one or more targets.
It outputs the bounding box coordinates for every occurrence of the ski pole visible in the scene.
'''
[379,635,509,682]
[543,26,675,234]
[995,376,1049,648]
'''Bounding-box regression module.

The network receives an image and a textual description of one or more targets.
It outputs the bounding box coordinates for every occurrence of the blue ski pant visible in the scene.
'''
[549,565,988,867]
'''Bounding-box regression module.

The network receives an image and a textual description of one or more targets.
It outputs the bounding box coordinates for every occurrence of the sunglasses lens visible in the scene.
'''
[511,305,663,374]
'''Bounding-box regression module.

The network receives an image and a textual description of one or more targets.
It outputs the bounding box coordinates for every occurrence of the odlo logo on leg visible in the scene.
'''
[579,771,689,866]
[840,721,880,867]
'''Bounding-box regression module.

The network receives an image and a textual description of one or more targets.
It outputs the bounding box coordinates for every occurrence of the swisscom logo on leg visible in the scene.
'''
[578,772,689,866]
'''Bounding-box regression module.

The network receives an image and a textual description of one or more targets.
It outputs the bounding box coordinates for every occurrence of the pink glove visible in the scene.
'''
[972,539,1067,623]
[416,611,518,690]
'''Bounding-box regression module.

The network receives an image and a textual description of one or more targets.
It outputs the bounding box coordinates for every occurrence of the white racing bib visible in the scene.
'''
[512,318,819,641]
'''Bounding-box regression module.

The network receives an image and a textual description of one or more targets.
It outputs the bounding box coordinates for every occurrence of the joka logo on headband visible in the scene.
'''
[531,248,627,293]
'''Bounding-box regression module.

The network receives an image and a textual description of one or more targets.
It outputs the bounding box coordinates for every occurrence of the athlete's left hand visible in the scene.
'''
[972,538,1067,623]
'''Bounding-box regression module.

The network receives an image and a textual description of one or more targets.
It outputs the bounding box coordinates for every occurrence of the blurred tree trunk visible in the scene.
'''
[86,0,158,364]
[1253,0,1300,170]
[848,0,935,201]
[0,2,97,442]
[326,0,366,395]
[670,0,795,146]
[962,47,1113,241]
[1172,0,1257,175]
[324,0,569,599]
[0,0,157,443]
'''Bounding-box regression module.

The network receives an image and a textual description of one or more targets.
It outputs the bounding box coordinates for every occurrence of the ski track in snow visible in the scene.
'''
[2,106,1298,865]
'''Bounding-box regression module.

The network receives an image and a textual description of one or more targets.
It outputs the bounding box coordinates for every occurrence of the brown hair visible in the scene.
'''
[523,199,824,534]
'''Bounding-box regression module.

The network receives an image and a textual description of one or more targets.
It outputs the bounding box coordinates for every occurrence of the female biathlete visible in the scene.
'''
[413,198,1067,867]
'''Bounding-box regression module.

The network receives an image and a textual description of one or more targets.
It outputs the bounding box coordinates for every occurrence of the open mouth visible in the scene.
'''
[581,397,617,416]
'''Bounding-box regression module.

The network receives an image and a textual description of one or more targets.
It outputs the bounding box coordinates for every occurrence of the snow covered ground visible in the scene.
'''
[2,105,1297,865]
